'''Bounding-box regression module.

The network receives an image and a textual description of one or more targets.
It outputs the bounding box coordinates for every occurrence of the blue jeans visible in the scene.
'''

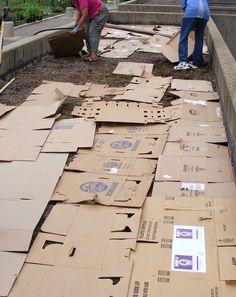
[179,17,208,66]
[84,5,109,54]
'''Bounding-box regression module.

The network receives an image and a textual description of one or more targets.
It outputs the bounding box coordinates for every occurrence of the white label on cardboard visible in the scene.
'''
[184,99,207,106]
[181,183,205,191]
[171,225,206,273]
[216,107,222,118]
[163,175,172,179]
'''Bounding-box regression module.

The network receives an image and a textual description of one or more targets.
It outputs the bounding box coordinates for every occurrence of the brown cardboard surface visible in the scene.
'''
[0,153,67,201]
[0,104,16,118]
[131,76,172,86]
[138,34,170,53]
[72,101,171,123]
[169,90,219,101]
[0,129,50,161]
[41,118,96,152]
[66,154,157,176]
[113,62,153,77]
[78,134,167,158]
[221,281,236,297]
[162,31,194,63]
[163,142,229,158]
[152,182,236,199]
[169,119,224,128]
[52,171,153,207]
[167,102,222,122]
[48,30,84,58]
[0,200,48,251]
[155,156,234,182]
[0,106,57,130]
[167,125,227,143]
[0,251,26,297]
[171,79,214,92]
[8,263,52,297]
[218,247,236,281]
[98,123,169,135]
[32,80,75,96]
[80,84,108,98]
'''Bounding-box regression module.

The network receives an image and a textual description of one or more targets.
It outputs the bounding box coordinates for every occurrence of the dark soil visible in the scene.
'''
[0,51,215,110]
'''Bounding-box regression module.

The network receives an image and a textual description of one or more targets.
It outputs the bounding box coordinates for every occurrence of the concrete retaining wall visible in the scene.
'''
[206,18,236,174]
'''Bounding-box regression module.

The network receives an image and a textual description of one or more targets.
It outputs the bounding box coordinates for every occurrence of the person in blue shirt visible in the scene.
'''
[174,0,210,70]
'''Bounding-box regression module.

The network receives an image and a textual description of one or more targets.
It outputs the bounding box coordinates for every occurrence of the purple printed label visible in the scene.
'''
[174,255,193,270]
[176,228,193,239]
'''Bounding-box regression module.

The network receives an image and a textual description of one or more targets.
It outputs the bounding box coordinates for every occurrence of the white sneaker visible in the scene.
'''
[174,61,190,70]
[188,61,198,69]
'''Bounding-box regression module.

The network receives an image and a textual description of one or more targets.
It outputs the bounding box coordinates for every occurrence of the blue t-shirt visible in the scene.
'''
[181,0,210,20]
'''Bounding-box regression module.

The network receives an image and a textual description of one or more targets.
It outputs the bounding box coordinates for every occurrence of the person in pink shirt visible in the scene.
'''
[71,0,109,62]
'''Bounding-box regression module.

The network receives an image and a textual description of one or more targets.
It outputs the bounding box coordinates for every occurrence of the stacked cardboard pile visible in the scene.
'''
[1,65,236,297]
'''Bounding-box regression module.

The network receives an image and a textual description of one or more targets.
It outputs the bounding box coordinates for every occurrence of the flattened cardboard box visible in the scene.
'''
[168,90,219,101]
[171,79,214,92]
[163,142,229,158]
[155,156,234,183]
[167,126,227,143]
[72,101,171,124]
[66,154,157,176]
[0,103,16,118]
[0,153,68,201]
[221,281,236,297]
[0,251,26,297]
[167,102,222,122]
[218,247,236,281]
[52,171,153,207]
[169,119,224,128]
[41,118,96,152]
[78,134,167,159]
[98,123,169,135]
[0,129,50,161]
[152,182,236,199]
[113,62,153,77]
[0,200,48,251]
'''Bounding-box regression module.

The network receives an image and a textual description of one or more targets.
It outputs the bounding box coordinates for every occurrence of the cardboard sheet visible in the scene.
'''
[66,154,157,176]
[163,142,229,158]
[218,247,236,281]
[78,134,167,159]
[155,156,234,183]
[113,62,153,77]
[168,90,219,101]
[98,123,169,135]
[0,129,50,161]
[0,251,26,297]
[80,84,108,98]
[171,79,214,92]
[0,103,16,118]
[41,118,96,152]
[152,182,236,199]
[0,153,68,201]
[138,34,170,53]
[169,119,224,128]
[0,200,48,251]
[72,101,172,124]
[167,125,227,143]
[101,39,139,58]
[52,171,153,206]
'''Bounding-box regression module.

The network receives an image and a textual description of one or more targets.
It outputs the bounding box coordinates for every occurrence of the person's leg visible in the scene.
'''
[87,6,109,60]
[84,20,91,55]
[192,18,208,66]
[178,17,196,62]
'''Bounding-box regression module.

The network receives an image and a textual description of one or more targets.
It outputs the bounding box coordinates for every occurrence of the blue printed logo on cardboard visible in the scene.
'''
[110,140,133,150]
[174,255,193,271]
[80,181,108,193]
[176,228,193,239]
[103,162,119,169]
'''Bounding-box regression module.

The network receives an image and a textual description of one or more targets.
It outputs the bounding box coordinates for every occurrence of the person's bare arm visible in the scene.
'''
[77,7,88,29]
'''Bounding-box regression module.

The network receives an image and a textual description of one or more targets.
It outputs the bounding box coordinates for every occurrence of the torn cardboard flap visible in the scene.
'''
[0,251,26,297]
[52,171,153,207]
[151,182,236,199]
[168,90,220,101]
[0,103,16,118]
[163,142,229,158]
[155,155,234,183]
[113,62,153,77]
[98,123,169,135]
[167,125,227,143]
[171,79,214,92]
[0,153,68,201]
[78,134,167,159]
[218,247,236,281]
[0,200,48,251]
[66,154,157,176]
[41,118,96,152]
